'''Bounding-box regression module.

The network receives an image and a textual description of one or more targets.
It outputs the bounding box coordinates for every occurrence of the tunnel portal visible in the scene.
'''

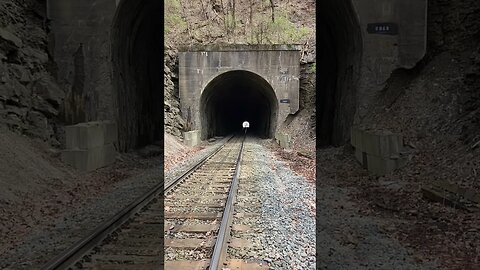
[179,45,301,143]
[111,0,163,151]
[47,0,428,151]
[200,71,278,139]
[317,0,363,147]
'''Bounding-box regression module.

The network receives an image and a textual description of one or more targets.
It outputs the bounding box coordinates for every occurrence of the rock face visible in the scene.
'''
[425,0,480,144]
[164,45,185,139]
[361,0,480,146]
[299,58,316,131]
[0,1,64,144]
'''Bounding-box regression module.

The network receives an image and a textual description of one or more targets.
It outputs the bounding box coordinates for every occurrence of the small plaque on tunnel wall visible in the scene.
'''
[280,99,290,104]
[367,23,399,35]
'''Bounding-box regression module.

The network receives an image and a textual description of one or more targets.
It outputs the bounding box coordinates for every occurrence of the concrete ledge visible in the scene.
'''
[351,126,407,175]
[365,153,408,176]
[61,144,116,172]
[66,121,117,149]
[102,121,118,145]
[351,126,403,157]
[354,149,368,169]
[184,130,200,147]
[179,44,302,52]
[275,132,291,149]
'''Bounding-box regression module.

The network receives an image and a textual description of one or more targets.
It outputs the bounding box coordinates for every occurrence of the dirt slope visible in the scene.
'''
[0,126,72,203]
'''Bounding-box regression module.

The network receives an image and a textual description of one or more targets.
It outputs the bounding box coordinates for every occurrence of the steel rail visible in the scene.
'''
[209,133,246,270]
[164,135,234,192]
[40,135,234,270]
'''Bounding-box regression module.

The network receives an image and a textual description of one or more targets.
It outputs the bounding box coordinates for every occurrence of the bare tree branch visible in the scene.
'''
[269,0,275,22]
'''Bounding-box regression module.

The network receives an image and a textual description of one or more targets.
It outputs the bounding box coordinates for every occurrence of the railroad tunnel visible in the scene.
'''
[317,0,363,146]
[200,70,278,140]
[109,0,361,150]
[111,0,163,151]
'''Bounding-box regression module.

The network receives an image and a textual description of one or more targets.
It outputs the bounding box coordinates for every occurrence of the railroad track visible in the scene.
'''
[41,134,268,270]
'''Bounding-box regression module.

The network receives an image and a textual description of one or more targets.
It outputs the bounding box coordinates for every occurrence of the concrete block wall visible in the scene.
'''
[184,130,200,147]
[351,126,408,175]
[61,121,118,171]
[275,132,291,149]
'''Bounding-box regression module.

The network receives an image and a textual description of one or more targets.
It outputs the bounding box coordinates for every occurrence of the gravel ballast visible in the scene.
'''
[230,137,439,269]
[0,163,163,269]
[229,137,316,269]
[165,136,229,182]
[1,138,227,269]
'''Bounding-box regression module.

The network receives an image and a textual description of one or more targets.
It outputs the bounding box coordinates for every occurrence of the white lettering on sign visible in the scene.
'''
[375,26,390,31]
[367,23,398,35]
[279,75,292,82]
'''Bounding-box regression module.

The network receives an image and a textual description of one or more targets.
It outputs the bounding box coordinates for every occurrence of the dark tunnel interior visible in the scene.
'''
[317,0,363,147]
[112,0,163,151]
[200,71,278,139]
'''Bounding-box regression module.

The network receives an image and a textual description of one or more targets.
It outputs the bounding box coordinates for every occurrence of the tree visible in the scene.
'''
[231,0,236,29]
[177,0,192,38]
[249,0,253,25]
[200,0,208,19]
[269,0,275,22]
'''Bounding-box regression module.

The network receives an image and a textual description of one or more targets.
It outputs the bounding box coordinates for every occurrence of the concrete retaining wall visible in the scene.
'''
[184,130,200,147]
[62,121,118,171]
[275,132,291,149]
[352,0,428,119]
[351,126,408,175]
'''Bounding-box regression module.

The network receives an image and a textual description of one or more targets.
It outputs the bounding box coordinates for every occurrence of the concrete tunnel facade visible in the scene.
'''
[178,45,301,140]
[47,0,427,150]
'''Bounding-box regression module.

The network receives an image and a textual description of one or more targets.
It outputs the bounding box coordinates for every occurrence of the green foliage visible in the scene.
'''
[163,0,313,46]
[310,63,316,73]
[164,14,187,35]
[166,0,181,9]
[225,13,236,34]
[249,11,311,44]
[164,0,187,35]
[271,12,311,43]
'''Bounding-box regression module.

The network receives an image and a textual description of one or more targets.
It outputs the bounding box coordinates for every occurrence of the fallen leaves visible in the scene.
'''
[271,146,315,183]
[165,144,205,172]
[316,143,480,270]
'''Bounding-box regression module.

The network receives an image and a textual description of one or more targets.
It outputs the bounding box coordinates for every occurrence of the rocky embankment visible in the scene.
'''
[164,45,185,139]
[0,0,64,146]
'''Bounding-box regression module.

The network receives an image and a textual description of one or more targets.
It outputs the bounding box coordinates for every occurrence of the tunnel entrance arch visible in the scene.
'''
[111,0,162,151]
[178,45,301,143]
[317,0,363,147]
[200,70,278,139]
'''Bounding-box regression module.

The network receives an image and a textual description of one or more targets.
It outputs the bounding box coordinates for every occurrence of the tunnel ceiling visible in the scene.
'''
[112,0,163,151]
[200,71,278,139]
[317,0,363,147]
